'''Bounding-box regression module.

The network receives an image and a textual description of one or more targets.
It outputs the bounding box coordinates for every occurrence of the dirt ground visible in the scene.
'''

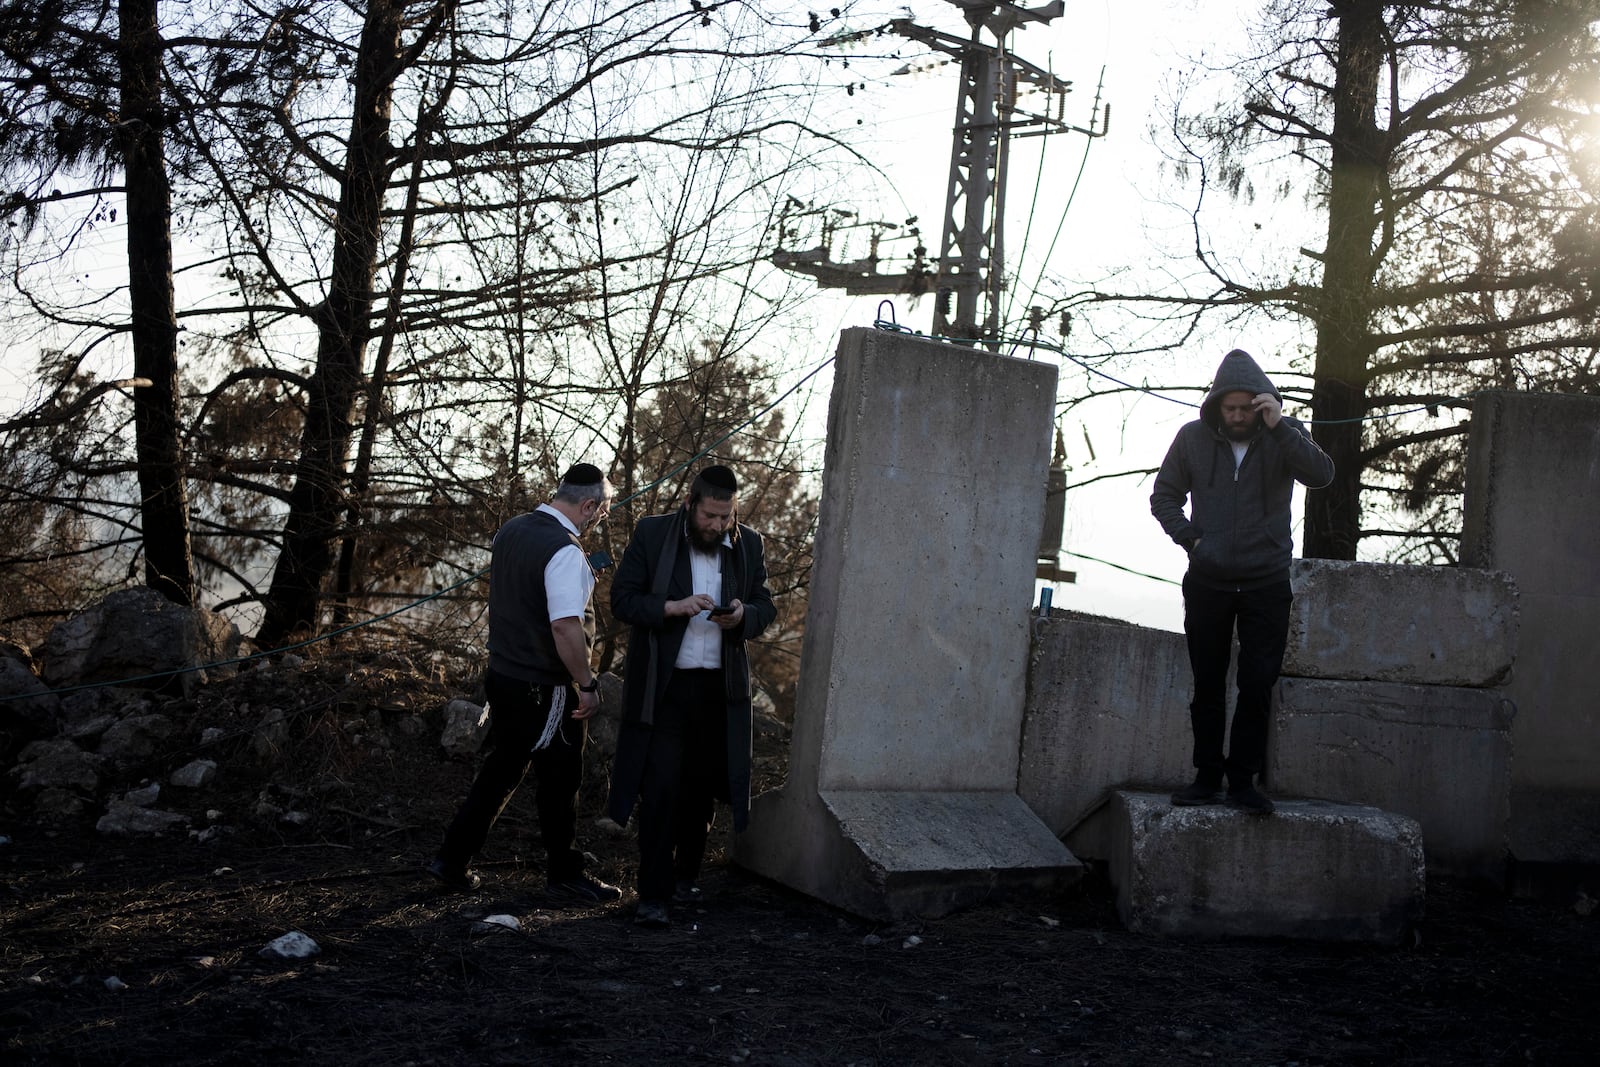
[2,658,1597,1065]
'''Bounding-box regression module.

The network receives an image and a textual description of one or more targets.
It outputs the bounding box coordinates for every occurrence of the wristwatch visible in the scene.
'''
[578,678,599,693]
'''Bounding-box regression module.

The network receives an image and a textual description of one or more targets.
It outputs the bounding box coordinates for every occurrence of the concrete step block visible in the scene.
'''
[736,787,1082,921]
[1019,617,1194,837]
[1105,791,1424,943]
[1284,558,1517,687]
[1270,677,1513,880]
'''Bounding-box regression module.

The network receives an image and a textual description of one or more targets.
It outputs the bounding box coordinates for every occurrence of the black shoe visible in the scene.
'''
[546,873,623,904]
[425,857,481,892]
[672,880,703,906]
[1227,784,1276,815]
[634,900,671,928]
[1171,777,1223,806]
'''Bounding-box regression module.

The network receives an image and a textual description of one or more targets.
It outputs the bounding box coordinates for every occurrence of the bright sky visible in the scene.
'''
[1,0,1288,635]
[793,0,1288,632]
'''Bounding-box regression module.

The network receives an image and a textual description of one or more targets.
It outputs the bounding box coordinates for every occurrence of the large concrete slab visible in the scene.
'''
[1019,617,1193,837]
[1103,791,1425,943]
[734,789,1080,921]
[1282,559,1518,687]
[735,327,1080,918]
[1462,389,1600,794]
[1269,677,1514,881]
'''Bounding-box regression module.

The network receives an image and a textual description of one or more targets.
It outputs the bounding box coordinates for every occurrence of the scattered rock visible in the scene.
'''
[0,656,61,746]
[473,914,521,934]
[199,727,226,746]
[96,800,189,837]
[393,714,426,739]
[861,934,883,947]
[98,714,176,761]
[259,931,320,959]
[31,788,89,818]
[104,976,127,992]
[439,699,488,756]
[11,739,103,795]
[170,759,218,788]
[252,707,289,762]
[39,587,241,696]
[902,935,923,949]
[121,782,161,808]
[63,713,118,743]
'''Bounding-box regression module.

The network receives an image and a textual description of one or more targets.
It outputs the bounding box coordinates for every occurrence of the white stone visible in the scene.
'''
[259,931,320,959]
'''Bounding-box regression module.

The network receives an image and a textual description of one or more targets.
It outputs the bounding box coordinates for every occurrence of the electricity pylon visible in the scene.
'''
[773,0,1108,345]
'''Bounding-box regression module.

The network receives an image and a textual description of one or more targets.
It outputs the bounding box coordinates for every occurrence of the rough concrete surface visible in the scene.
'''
[1270,676,1513,881]
[1018,617,1193,837]
[1282,558,1517,687]
[1461,389,1600,794]
[1105,791,1425,943]
[738,327,1077,917]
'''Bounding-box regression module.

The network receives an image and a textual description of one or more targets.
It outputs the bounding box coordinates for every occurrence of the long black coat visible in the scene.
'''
[606,508,776,831]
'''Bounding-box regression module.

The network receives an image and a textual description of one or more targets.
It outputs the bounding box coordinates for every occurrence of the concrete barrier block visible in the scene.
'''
[1270,677,1513,880]
[735,328,1081,918]
[1283,559,1518,687]
[738,788,1082,922]
[1019,617,1193,837]
[1105,791,1424,943]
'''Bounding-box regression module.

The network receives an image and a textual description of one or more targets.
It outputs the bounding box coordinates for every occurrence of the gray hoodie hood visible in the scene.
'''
[1199,349,1278,433]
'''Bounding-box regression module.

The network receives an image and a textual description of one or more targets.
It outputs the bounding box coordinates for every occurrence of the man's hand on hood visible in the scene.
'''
[1253,393,1282,430]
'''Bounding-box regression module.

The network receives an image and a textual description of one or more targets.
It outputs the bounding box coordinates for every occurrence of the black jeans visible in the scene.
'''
[636,668,729,903]
[436,668,586,880]
[1182,576,1293,787]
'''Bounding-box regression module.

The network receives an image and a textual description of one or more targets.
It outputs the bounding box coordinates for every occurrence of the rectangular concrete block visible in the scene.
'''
[1019,617,1193,837]
[1283,559,1518,687]
[737,328,1080,918]
[1461,389,1600,795]
[1106,791,1425,943]
[1270,677,1514,880]
[807,329,1058,793]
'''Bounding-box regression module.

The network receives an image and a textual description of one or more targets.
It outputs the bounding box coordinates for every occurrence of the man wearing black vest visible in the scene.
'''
[607,465,776,928]
[427,464,622,903]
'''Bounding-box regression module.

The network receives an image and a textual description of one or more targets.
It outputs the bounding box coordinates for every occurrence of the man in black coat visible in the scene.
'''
[607,465,776,927]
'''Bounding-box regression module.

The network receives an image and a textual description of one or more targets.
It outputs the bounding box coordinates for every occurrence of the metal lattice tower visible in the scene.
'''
[772,0,1106,345]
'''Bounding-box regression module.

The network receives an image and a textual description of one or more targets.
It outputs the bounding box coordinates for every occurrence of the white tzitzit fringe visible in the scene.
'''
[531,685,567,752]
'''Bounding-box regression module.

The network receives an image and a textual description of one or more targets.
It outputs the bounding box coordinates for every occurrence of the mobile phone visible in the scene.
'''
[709,604,735,616]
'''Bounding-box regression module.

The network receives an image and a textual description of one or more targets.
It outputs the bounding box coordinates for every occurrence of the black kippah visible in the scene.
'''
[698,464,737,492]
[560,462,604,487]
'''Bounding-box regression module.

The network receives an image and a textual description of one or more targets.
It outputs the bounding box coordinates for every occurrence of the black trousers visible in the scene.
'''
[637,668,728,903]
[436,668,586,881]
[1182,576,1293,786]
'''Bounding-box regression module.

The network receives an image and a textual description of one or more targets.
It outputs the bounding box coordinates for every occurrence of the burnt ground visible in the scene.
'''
[2,657,1598,1066]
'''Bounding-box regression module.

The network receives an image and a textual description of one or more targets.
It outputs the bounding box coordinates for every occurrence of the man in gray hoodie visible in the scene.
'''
[1150,349,1334,813]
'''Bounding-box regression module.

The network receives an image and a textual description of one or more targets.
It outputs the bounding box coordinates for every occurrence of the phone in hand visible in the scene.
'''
[708,604,735,617]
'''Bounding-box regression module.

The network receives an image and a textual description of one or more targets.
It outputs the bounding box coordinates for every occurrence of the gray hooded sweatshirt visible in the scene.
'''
[1150,349,1334,590]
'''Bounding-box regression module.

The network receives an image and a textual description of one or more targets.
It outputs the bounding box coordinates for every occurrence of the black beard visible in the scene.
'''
[688,523,724,551]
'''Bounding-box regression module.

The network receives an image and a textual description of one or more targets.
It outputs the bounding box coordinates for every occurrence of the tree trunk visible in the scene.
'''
[119,0,194,606]
[257,0,403,646]
[1304,0,1385,561]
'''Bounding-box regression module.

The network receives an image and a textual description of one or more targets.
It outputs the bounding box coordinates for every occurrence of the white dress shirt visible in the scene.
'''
[674,536,728,669]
